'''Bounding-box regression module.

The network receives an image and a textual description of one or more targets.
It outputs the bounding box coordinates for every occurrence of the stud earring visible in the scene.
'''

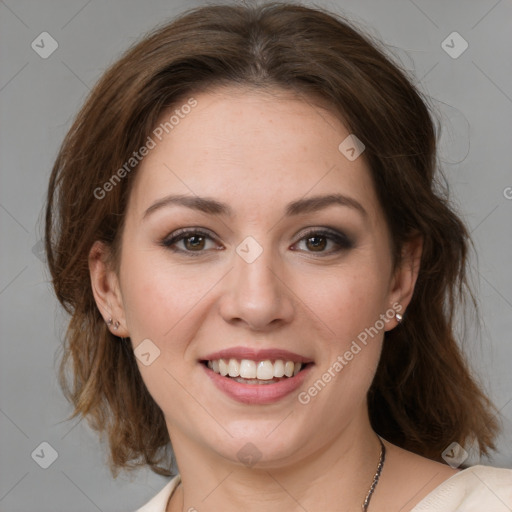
[107,318,120,330]
[395,312,403,323]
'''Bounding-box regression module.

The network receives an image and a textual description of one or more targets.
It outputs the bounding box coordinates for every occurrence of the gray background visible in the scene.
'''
[1,0,511,510]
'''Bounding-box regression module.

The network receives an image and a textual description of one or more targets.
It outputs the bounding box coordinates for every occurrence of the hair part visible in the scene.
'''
[45,1,499,476]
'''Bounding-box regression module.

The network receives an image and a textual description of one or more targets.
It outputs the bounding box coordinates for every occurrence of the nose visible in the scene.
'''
[218,244,295,331]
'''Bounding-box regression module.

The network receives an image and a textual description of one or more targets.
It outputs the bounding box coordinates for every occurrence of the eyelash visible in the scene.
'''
[160,227,354,257]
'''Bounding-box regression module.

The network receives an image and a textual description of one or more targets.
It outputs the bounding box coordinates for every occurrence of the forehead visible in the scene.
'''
[127,87,380,224]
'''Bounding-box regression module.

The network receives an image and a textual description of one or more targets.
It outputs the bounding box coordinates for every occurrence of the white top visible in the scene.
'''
[135,465,512,512]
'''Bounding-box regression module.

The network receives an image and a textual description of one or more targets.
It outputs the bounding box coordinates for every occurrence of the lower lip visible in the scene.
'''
[202,363,313,405]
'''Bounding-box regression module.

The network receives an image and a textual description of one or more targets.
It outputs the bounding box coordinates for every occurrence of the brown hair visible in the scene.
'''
[45,1,499,477]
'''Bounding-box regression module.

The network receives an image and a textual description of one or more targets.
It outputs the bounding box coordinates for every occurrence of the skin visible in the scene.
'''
[89,87,458,511]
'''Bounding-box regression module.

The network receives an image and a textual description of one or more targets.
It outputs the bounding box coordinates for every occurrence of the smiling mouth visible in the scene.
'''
[201,358,313,385]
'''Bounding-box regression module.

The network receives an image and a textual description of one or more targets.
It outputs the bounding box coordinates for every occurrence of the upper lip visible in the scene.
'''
[201,346,314,364]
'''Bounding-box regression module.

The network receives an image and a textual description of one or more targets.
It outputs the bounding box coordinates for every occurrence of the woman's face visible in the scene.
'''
[99,87,417,468]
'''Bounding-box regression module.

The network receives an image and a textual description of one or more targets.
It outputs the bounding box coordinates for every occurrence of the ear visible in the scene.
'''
[88,241,129,337]
[385,234,423,330]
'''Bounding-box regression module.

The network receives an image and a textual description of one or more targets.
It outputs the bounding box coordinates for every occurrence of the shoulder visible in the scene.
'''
[376,440,511,511]
[411,465,512,511]
[134,475,181,512]
[376,440,459,505]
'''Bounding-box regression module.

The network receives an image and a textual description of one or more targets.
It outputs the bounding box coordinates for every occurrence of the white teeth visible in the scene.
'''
[228,358,240,377]
[239,359,257,379]
[219,358,229,376]
[284,361,295,377]
[206,358,305,380]
[256,360,274,380]
[274,359,285,377]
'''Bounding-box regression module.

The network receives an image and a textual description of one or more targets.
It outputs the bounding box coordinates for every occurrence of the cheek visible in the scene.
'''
[295,267,387,425]
[118,253,209,411]
[120,249,222,345]
[295,259,390,344]
[119,251,183,339]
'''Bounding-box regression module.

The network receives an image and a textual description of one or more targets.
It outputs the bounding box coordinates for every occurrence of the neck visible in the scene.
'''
[167,410,383,512]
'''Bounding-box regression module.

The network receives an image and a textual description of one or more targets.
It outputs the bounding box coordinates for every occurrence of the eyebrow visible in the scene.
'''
[143,193,367,220]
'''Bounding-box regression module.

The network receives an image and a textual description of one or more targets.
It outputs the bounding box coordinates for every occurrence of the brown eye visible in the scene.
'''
[161,229,221,255]
[305,235,327,252]
[184,235,206,250]
[292,228,354,255]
